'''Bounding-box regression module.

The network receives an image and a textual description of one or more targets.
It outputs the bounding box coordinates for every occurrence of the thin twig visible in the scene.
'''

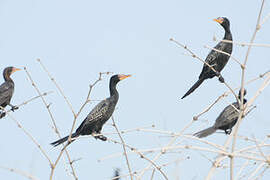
[111,116,133,180]
[136,120,194,179]
[24,67,78,180]
[150,169,156,180]
[213,38,270,48]
[1,107,53,166]
[68,72,111,143]
[232,0,265,178]
[107,137,169,180]
[0,166,39,180]
[248,163,265,180]
[170,38,240,104]
[252,135,267,161]
[235,160,249,180]
[170,39,220,76]
[37,59,76,117]
[1,91,53,115]
[195,70,269,119]
[204,45,243,67]
[260,12,270,26]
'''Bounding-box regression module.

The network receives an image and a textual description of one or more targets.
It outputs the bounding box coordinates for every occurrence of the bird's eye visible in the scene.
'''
[218,17,224,23]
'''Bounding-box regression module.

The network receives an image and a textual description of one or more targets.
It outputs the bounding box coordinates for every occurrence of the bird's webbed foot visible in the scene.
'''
[96,135,107,141]
[214,72,225,83]
[0,112,6,119]
[218,76,225,83]
[225,129,232,135]
[9,104,18,112]
[93,133,107,141]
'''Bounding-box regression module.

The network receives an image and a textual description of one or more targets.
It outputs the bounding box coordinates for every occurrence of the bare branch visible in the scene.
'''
[37,59,76,117]
[1,107,53,166]
[23,67,78,180]
[0,166,39,180]
[170,38,240,104]
[204,45,243,67]
[111,116,133,180]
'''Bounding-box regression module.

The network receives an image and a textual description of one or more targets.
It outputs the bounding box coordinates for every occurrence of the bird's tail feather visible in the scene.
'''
[193,127,216,138]
[181,78,205,99]
[51,132,78,147]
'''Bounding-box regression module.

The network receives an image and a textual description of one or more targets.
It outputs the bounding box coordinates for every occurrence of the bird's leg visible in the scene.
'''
[218,76,225,83]
[0,112,6,118]
[92,132,107,141]
[215,72,225,83]
[0,106,6,118]
[97,135,107,141]
[8,103,19,112]
[225,129,232,135]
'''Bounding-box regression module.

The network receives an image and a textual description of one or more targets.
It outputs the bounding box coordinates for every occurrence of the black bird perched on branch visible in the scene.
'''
[51,74,131,147]
[194,89,247,138]
[181,17,233,99]
[0,67,21,118]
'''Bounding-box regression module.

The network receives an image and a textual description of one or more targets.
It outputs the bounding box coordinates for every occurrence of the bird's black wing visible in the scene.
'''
[75,99,110,135]
[0,82,13,106]
[86,99,110,123]
[199,43,222,79]
[214,102,239,128]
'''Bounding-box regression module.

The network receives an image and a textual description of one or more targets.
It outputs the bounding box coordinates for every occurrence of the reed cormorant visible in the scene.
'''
[182,17,233,99]
[0,67,21,118]
[51,74,131,146]
[194,89,247,138]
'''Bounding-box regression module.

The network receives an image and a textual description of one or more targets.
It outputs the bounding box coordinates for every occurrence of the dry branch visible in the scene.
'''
[111,116,133,180]
[0,166,39,180]
[24,67,78,180]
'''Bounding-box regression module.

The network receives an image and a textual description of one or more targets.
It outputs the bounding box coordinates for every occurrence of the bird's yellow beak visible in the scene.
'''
[213,17,224,24]
[12,67,21,74]
[118,74,131,80]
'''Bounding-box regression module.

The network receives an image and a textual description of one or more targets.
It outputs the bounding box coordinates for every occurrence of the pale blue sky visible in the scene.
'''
[0,0,269,179]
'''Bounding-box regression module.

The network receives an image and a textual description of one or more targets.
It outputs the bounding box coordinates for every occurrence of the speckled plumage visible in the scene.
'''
[75,95,118,136]
[0,80,14,108]
[51,74,130,147]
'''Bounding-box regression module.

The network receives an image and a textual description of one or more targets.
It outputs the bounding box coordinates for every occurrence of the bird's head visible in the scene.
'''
[110,74,131,84]
[214,17,230,31]
[238,89,247,98]
[237,89,247,104]
[3,67,21,80]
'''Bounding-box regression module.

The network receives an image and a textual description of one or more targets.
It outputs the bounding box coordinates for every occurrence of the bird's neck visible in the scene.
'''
[237,97,247,105]
[3,75,13,82]
[109,83,119,100]
[224,29,232,40]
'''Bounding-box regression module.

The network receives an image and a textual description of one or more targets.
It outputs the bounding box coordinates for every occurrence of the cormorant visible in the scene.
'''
[181,17,233,99]
[194,89,247,138]
[0,67,21,118]
[51,74,131,147]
